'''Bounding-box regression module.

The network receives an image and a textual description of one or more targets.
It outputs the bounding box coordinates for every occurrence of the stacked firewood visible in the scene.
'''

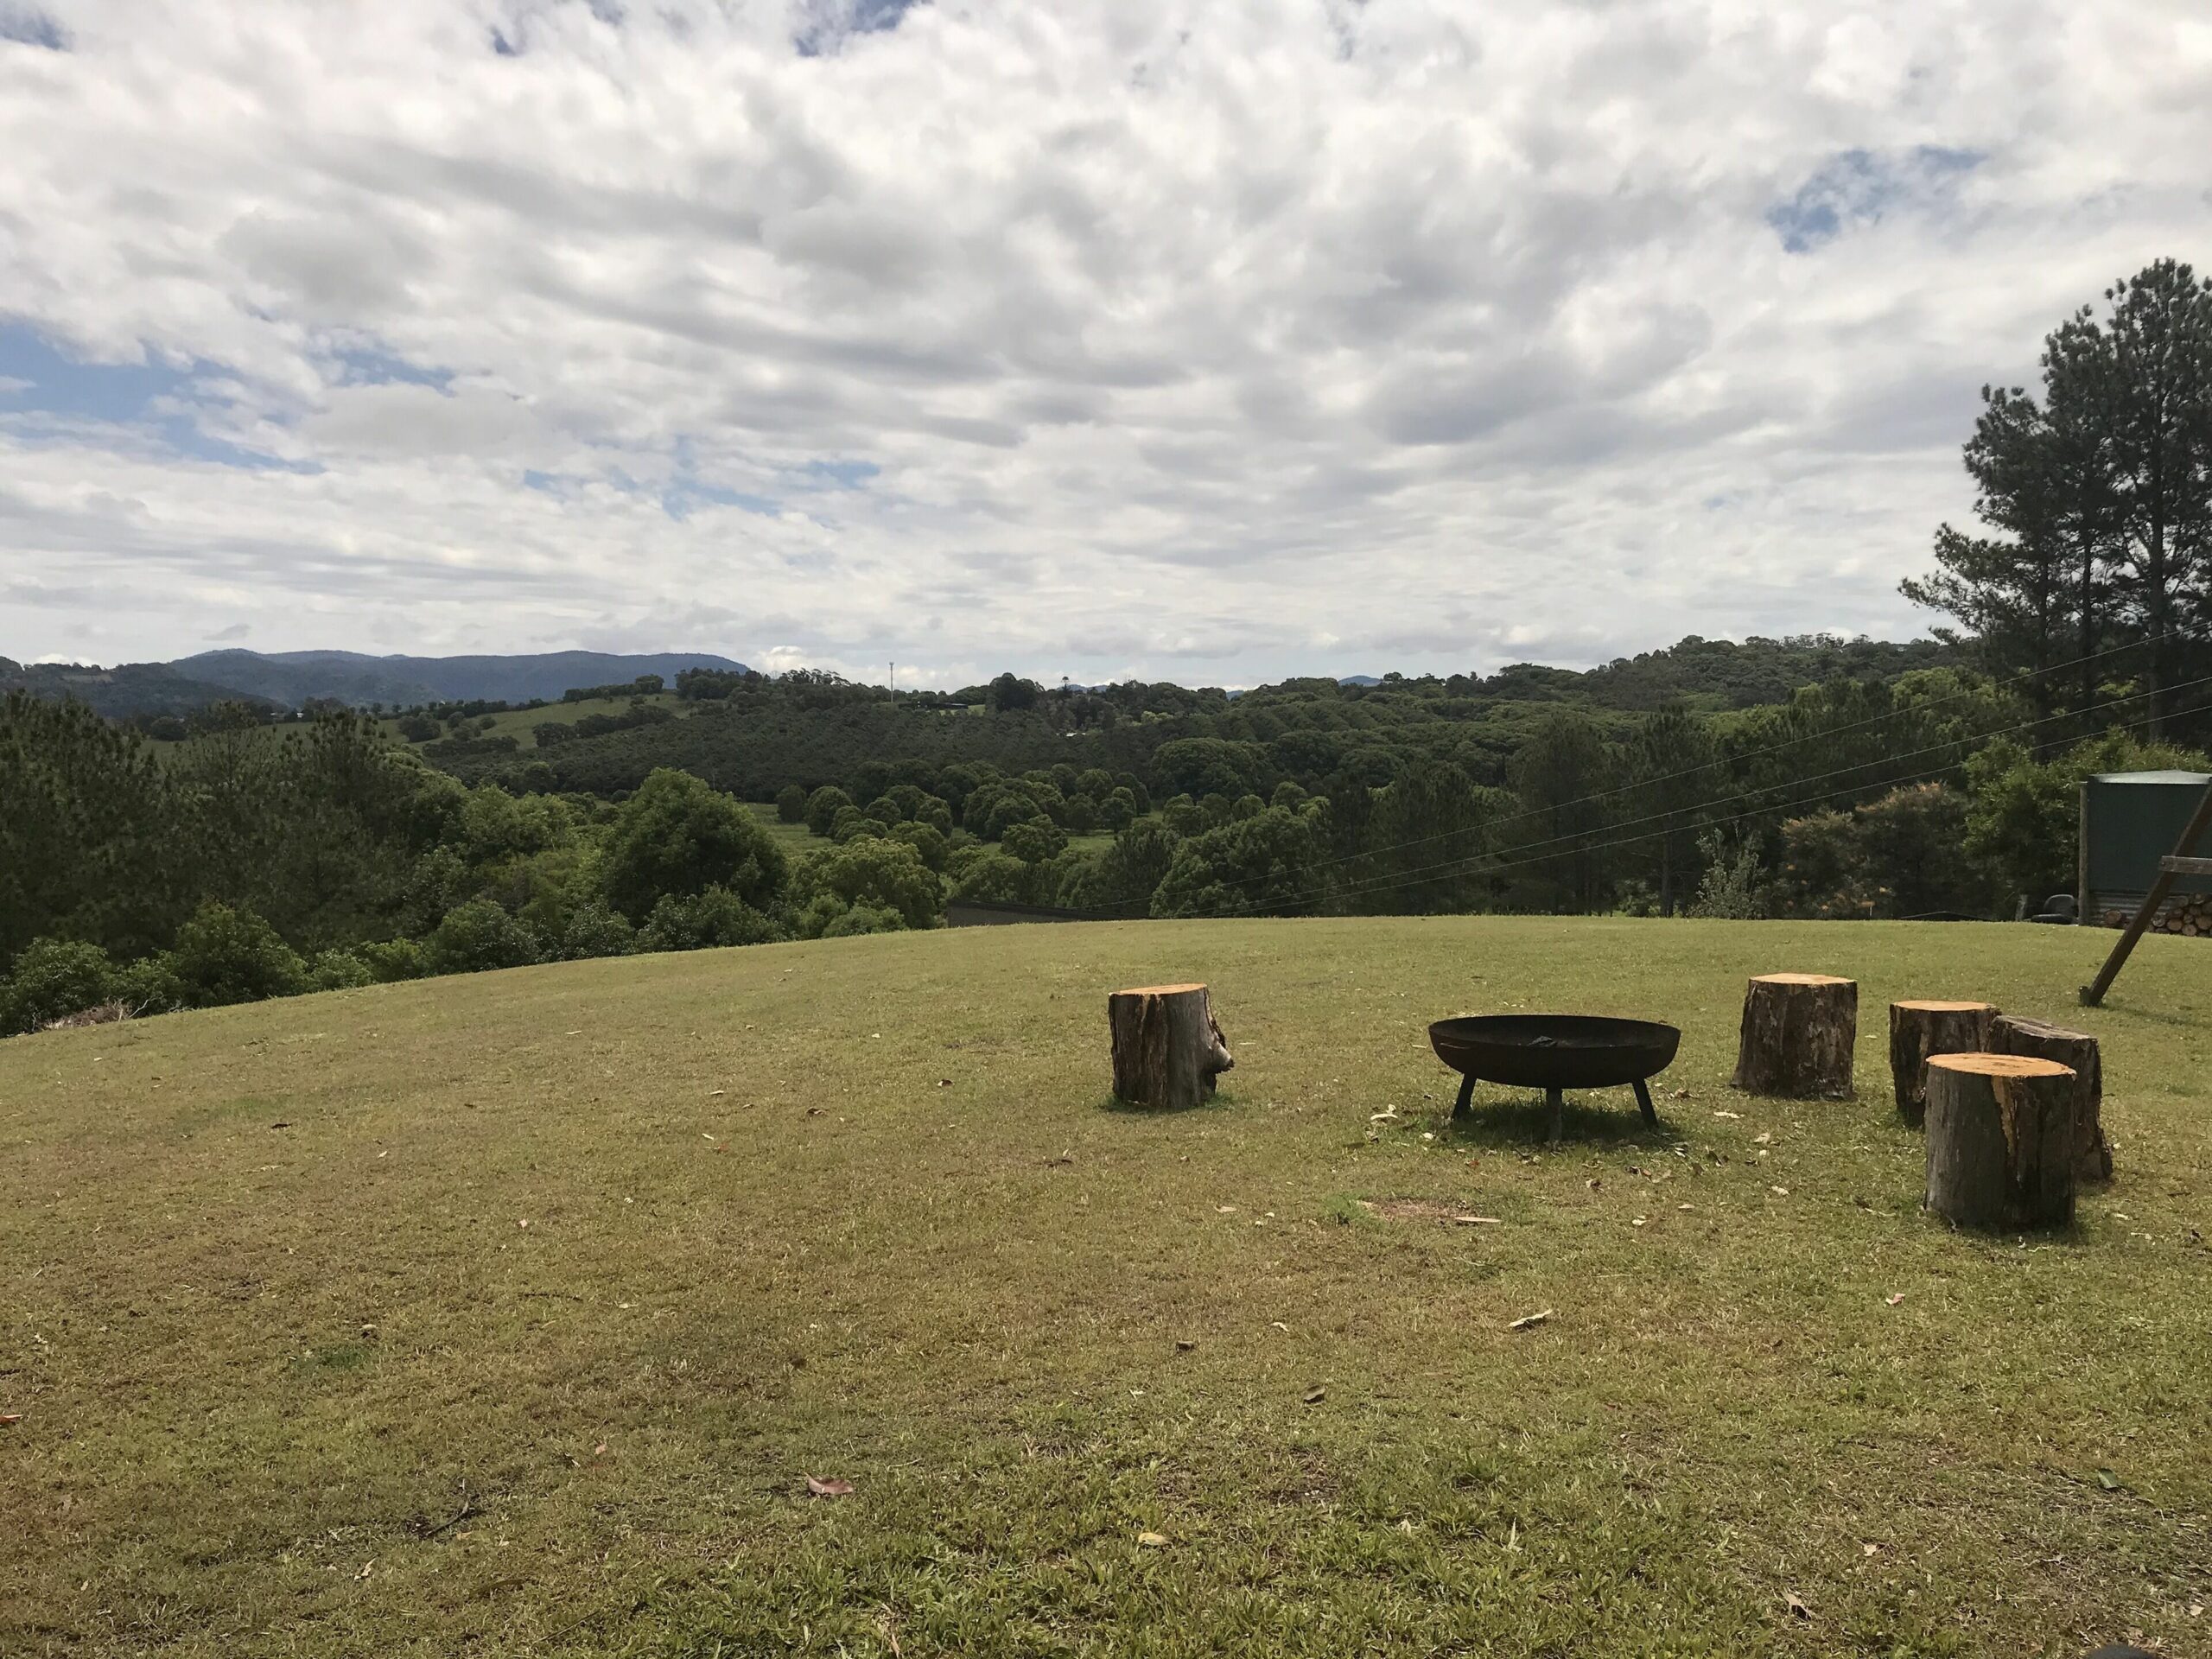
[2099,893,2212,935]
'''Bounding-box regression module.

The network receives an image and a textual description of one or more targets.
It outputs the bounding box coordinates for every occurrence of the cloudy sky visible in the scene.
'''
[2,1,2208,687]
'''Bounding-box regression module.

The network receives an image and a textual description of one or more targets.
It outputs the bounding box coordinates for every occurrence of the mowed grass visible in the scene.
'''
[5,918,2212,1657]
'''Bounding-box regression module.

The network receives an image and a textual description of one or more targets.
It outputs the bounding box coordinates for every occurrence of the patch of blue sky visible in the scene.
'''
[0,321,317,471]
[1767,145,1983,254]
[334,346,453,392]
[797,0,926,57]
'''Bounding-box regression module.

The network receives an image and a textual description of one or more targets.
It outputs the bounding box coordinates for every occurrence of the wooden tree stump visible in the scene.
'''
[1109,984,1232,1109]
[1988,1014,2111,1184]
[1888,1000,1998,1128]
[1923,1053,2078,1230]
[1731,974,1857,1098]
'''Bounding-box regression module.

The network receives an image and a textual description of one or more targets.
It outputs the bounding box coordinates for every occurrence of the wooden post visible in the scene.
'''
[1887,1000,1998,1128]
[1731,974,1857,1098]
[1109,984,1232,1109]
[1988,1014,2110,1184]
[1923,1053,2078,1230]
[2082,779,2212,1005]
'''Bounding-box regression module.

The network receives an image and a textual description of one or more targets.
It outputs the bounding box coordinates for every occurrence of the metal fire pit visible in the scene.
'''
[1427,1014,1681,1143]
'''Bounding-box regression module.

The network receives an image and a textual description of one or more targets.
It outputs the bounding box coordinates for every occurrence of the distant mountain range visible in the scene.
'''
[2,649,750,715]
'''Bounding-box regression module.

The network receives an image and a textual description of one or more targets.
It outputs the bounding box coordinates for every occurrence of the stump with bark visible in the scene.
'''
[1888,1000,1998,1128]
[1923,1052,2078,1230]
[1731,974,1858,1098]
[1988,1014,2110,1184]
[1109,983,1233,1109]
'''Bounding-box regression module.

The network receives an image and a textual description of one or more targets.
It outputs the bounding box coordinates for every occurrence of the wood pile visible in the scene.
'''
[2097,892,2212,935]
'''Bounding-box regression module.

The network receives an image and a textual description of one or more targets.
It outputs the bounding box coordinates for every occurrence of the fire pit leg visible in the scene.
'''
[1450,1074,1476,1123]
[1545,1087,1566,1146]
[1631,1078,1657,1127]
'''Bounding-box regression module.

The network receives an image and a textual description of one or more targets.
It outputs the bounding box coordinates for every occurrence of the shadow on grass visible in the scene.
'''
[1437,1090,1675,1149]
[1096,1088,1240,1116]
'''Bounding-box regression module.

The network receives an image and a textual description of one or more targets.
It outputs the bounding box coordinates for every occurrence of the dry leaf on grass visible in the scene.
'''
[1137,1531,1169,1548]
[1452,1215,1503,1225]
[1174,1339,1196,1351]
[1,1414,21,1425]
[1509,1309,1553,1332]
[1885,1294,1905,1306]
[1303,1386,1326,1404]
[805,1475,856,1497]
[1784,1591,1811,1619]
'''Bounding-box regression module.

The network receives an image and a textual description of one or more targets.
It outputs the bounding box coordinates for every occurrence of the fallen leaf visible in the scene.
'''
[594,1442,607,1456]
[356,1560,375,1581]
[1136,1531,1169,1548]
[1754,1131,1772,1145]
[2095,1468,2121,1491]
[1712,1109,1741,1120]
[1303,1386,1326,1404]
[517,1218,530,1230]
[1509,1309,1553,1332]
[805,1475,856,1498]
[1784,1591,1811,1619]
[0,1414,21,1425]
[1770,1185,1789,1197]
[1862,1543,1880,1557]
[1452,1215,1503,1225]
[707,1089,726,1098]
[1217,1205,1238,1214]
[1885,1294,1904,1306]
[1586,1178,1601,1190]
[270,1122,290,1130]
[1174,1338,1196,1351]
[1270,1320,1290,1332]
[937,1078,952,1087]
[1631,1217,1648,1228]
[1368,1109,1399,1123]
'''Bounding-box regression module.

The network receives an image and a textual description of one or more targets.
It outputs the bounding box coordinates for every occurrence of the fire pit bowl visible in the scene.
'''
[1428,1014,1681,1142]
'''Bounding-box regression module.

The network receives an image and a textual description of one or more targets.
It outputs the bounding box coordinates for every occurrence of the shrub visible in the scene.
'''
[637,887,785,952]
[0,938,115,1034]
[804,785,855,837]
[557,900,637,960]
[890,821,949,872]
[112,951,184,1014]
[776,784,809,823]
[1002,816,1068,864]
[820,903,903,938]
[798,837,943,929]
[948,850,1037,907]
[423,899,541,976]
[396,714,440,742]
[308,949,375,991]
[600,768,788,922]
[356,938,429,982]
[170,903,309,1007]
[1687,830,1769,920]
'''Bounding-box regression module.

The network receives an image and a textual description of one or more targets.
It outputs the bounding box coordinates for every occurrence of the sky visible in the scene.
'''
[2,1,2209,689]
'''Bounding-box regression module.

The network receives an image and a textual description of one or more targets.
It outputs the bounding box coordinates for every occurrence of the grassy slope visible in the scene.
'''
[4,918,2210,1657]
[375,694,696,753]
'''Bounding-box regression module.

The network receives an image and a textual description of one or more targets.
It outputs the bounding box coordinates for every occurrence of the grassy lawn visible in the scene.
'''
[5,918,2211,1656]
[746,801,821,855]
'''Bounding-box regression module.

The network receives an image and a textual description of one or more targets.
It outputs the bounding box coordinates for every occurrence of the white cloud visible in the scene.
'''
[1,0,2208,683]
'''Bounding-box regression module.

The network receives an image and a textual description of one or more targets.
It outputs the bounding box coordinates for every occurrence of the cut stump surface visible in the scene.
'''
[1888,1000,1999,1128]
[1732,975,1857,1099]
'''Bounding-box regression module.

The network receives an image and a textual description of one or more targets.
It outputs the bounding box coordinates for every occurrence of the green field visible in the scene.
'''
[5,918,2210,1656]
[377,694,695,753]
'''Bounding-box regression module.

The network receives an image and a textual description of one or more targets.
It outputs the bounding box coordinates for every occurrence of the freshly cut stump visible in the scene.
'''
[1108,983,1233,1109]
[1988,1014,2110,1184]
[1732,974,1858,1098]
[1888,1000,1998,1127]
[1923,1053,2078,1230]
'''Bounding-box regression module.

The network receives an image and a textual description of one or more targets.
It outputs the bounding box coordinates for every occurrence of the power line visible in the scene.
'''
[1171,668,2212,921]
[1158,620,2212,906]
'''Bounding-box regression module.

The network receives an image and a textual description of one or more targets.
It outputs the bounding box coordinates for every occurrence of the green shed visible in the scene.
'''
[2079,770,2212,925]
